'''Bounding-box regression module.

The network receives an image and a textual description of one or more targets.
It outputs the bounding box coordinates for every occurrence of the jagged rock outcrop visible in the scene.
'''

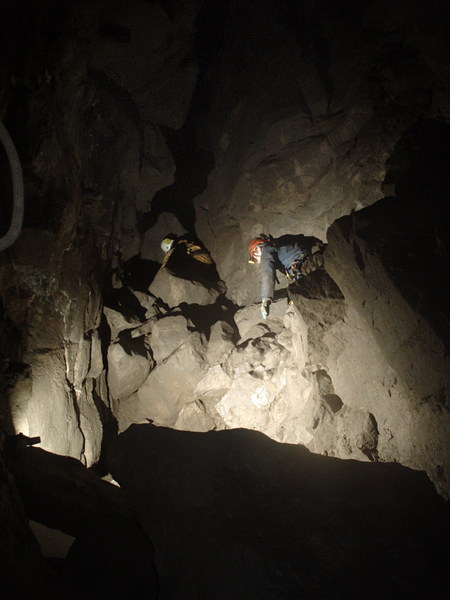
[0,0,201,464]
[100,215,449,498]
[193,0,450,306]
[0,0,449,591]
[1,0,447,482]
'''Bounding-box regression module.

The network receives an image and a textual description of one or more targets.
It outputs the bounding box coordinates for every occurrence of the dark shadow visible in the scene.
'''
[288,269,345,301]
[0,139,14,237]
[103,286,148,322]
[5,440,158,599]
[98,21,131,43]
[107,424,450,600]
[323,393,344,413]
[273,288,288,300]
[90,383,118,480]
[115,329,148,358]
[359,119,450,353]
[0,300,25,436]
[276,0,335,112]
[272,233,323,252]
[97,312,111,372]
[137,0,225,235]
[122,255,160,292]
[54,518,158,600]
[139,145,215,234]
[174,297,239,338]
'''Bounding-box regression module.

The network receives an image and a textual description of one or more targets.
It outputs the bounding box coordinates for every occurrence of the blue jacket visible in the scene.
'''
[259,243,307,299]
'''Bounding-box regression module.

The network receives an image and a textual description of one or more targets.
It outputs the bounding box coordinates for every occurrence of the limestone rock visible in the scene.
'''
[149,268,219,307]
[103,306,143,341]
[174,401,216,432]
[194,364,231,401]
[77,380,104,467]
[216,374,278,431]
[114,392,151,434]
[108,424,450,600]
[323,208,450,495]
[150,314,194,363]
[134,332,207,426]
[234,299,288,341]
[305,395,379,462]
[86,329,104,380]
[107,338,153,401]
[9,350,85,460]
[205,320,235,366]
[131,290,159,319]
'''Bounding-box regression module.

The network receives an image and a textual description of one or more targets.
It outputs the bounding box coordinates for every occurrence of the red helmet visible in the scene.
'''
[248,236,268,261]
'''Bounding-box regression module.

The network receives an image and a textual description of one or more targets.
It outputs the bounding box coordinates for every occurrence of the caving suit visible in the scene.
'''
[259,243,307,300]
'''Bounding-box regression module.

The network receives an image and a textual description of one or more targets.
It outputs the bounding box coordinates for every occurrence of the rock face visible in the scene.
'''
[99,236,448,498]
[0,0,449,591]
[108,424,450,600]
[0,0,201,467]
[192,1,450,306]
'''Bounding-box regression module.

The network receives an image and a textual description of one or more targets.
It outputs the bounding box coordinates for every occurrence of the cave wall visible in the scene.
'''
[324,209,449,495]
[0,1,449,585]
[192,0,450,305]
[189,0,450,494]
[0,0,200,462]
[0,2,201,581]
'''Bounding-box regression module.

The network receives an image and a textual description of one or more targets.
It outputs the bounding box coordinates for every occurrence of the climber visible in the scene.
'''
[160,233,214,267]
[248,233,324,319]
[160,233,226,293]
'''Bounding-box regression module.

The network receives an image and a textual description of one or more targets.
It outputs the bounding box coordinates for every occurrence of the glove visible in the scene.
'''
[261,298,271,319]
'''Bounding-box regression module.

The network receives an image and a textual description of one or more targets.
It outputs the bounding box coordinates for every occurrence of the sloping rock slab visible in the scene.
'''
[149,268,219,307]
[108,424,449,600]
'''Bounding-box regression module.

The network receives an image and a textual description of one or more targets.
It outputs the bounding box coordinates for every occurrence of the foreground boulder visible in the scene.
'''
[6,437,158,599]
[108,424,449,600]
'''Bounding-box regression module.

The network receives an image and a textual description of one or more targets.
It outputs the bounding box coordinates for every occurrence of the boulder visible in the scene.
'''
[150,314,194,363]
[149,268,219,307]
[205,320,235,366]
[194,364,232,402]
[107,338,153,401]
[174,402,216,432]
[134,331,207,426]
[216,373,278,431]
[234,299,288,341]
[103,306,142,341]
[108,424,450,600]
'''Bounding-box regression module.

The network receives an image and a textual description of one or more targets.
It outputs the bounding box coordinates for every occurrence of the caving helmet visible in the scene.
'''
[248,235,269,263]
[161,234,177,253]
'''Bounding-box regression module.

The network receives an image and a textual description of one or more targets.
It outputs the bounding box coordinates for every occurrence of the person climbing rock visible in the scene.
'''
[248,233,324,319]
[161,233,214,267]
[160,233,226,293]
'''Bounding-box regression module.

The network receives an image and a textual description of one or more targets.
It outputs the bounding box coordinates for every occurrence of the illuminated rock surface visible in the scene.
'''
[0,0,449,596]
